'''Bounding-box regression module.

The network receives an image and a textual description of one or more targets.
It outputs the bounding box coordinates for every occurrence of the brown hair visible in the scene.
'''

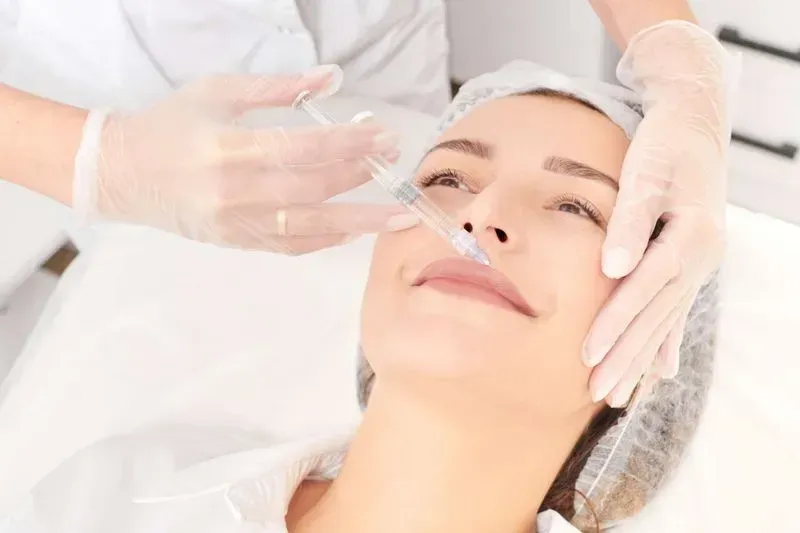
[540,405,624,530]
[520,88,608,115]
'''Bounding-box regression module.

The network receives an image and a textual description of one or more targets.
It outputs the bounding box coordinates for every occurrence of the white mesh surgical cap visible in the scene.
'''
[437,60,644,139]
[354,61,718,531]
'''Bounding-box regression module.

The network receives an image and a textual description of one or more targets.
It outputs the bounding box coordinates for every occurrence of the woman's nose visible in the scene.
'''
[460,184,522,250]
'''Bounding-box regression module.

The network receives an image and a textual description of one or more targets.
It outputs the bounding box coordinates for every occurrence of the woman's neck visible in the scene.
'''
[291,382,588,533]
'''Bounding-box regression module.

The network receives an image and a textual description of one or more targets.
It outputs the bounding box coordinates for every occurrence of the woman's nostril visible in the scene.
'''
[463,222,507,242]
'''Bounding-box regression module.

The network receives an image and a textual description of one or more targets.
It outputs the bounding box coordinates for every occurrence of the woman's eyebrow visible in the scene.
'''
[425,138,493,159]
[542,156,619,191]
[424,139,618,192]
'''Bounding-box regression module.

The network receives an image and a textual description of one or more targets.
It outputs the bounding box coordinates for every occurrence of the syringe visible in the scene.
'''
[293,90,491,266]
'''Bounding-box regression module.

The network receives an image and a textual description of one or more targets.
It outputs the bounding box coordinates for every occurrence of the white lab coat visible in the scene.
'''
[0,0,449,113]
[0,427,580,533]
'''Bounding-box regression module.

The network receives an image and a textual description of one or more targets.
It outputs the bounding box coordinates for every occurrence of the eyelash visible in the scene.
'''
[418,169,604,226]
[547,193,604,226]
[417,168,475,192]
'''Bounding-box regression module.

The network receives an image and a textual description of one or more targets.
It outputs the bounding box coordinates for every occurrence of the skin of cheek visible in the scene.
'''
[504,216,621,416]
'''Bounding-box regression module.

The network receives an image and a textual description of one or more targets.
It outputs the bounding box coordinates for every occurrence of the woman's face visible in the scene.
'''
[361,94,630,420]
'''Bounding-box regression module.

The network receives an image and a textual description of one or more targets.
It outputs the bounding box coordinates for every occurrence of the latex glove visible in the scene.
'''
[584,21,735,407]
[72,65,414,253]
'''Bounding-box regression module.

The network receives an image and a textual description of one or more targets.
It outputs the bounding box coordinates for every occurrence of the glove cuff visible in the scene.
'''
[616,20,739,146]
[616,20,737,99]
[73,109,111,226]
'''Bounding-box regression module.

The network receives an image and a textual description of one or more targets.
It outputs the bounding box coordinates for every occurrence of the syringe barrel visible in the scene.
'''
[362,157,460,243]
[362,158,420,204]
[405,190,461,243]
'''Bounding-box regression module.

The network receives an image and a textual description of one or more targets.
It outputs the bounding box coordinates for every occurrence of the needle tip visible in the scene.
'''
[471,248,491,266]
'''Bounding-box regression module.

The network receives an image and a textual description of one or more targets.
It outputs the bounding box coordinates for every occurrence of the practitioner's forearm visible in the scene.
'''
[589,0,697,49]
[0,83,88,205]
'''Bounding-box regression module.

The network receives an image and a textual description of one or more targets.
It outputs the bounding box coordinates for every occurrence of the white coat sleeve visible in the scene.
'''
[0,0,20,71]
[301,0,451,115]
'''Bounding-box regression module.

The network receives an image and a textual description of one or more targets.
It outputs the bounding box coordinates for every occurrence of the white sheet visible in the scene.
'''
[0,99,798,532]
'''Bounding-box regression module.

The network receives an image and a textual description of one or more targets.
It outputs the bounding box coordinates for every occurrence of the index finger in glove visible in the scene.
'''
[601,120,674,279]
[229,122,399,169]
[584,229,684,368]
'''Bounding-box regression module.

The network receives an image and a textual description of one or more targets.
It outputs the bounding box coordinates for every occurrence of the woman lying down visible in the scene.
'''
[0,62,717,533]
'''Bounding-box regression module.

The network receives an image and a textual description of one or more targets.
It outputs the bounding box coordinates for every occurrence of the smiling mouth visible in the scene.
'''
[413,258,536,317]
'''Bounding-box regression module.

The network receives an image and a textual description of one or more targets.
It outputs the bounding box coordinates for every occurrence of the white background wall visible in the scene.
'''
[446,0,618,83]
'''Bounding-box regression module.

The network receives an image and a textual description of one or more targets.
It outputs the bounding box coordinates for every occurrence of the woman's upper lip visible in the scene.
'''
[412,257,536,317]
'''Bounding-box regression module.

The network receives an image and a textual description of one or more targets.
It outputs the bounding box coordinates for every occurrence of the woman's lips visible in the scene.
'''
[412,257,535,317]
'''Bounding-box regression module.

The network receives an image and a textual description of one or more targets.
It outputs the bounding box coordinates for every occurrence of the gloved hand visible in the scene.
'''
[72,65,415,253]
[583,21,735,406]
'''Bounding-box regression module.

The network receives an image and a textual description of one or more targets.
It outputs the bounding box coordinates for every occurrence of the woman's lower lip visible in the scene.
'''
[420,278,522,314]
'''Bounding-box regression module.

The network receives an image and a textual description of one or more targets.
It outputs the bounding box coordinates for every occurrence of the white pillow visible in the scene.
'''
[0,99,798,533]
[618,206,800,533]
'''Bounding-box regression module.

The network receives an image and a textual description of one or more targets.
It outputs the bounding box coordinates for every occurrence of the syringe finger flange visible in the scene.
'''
[350,111,375,124]
[292,90,313,109]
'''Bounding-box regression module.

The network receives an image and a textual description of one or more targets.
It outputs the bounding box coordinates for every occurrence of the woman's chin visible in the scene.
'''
[371,316,521,379]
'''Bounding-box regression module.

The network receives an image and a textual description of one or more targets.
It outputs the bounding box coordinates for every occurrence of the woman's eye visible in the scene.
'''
[557,202,587,217]
[434,176,469,190]
[550,195,605,227]
[419,170,472,192]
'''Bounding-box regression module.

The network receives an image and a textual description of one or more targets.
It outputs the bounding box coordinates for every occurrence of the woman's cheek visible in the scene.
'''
[371,223,431,284]
[544,234,615,312]
[566,256,620,319]
[424,187,473,214]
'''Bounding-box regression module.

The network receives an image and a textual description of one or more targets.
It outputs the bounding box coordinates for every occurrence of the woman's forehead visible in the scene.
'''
[431,96,630,176]
[443,95,623,137]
